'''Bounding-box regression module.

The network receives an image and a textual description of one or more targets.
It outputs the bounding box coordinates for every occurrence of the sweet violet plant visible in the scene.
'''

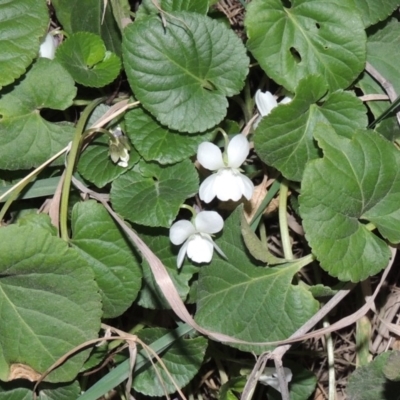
[0,0,399,399]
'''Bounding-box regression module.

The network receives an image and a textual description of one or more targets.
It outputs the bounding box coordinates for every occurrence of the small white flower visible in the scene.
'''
[254,90,292,128]
[39,33,57,60]
[197,134,254,203]
[109,127,131,168]
[169,211,225,268]
[117,148,129,167]
[258,367,293,393]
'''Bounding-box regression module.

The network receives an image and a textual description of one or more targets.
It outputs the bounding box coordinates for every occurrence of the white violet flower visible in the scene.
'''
[109,127,131,167]
[115,148,129,168]
[254,89,292,128]
[197,134,254,203]
[39,33,57,60]
[169,210,225,268]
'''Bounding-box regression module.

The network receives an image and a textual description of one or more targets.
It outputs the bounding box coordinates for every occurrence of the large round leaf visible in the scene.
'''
[245,0,366,92]
[0,0,49,89]
[0,225,101,382]
[123,12,249,133]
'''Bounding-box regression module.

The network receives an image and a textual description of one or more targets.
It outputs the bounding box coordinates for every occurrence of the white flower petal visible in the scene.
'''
[169,220,196,245]
[280,96,292,105]
[121,148,129,160]
[199,174,218,203]
[255,90,278,117]
[118,152,129,167]
[176,240,189,268]
[194,211,224,234]
[197,142,224,171]
[237,174,254,200]
[186,234,214,264]
[227,134,250,168]
[214,169,244,202]
[39,33,56,60]
[117,159,128,167]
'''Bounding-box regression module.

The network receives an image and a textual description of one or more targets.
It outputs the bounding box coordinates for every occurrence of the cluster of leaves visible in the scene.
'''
[1,0,400,399]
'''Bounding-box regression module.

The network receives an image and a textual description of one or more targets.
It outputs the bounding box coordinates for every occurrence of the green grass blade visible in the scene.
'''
[368,93,400,129]
[0,176,60,203]
[249,179,281,231]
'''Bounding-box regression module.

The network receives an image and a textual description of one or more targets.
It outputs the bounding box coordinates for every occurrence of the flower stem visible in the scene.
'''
[249,179,280,231]
[243,79,253,123]
[180,204,196,217]
[215,127,229,146]
[59,97,105,241]
[279,178,293,260]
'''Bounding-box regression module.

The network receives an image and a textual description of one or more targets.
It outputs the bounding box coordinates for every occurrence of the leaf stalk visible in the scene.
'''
[59,98,106,241]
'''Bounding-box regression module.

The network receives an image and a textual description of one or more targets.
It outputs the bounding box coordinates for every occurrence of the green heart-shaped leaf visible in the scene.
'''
[254,75,368,181]
[56,32,121,87]
[0,225,101,382]
[111,159,199,227]
[52,0,122,56]
[125,107,214,165]
[0,0,49,89]
[123,12,249,133]
[0,58,76,170]
[300,125,400,282]
[245,0,366,92]
[195,208,319,353]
